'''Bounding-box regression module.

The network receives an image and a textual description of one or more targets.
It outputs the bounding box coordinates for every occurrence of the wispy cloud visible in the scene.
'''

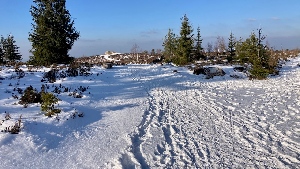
[247,18,257,22]
[140,29,160,37]
[271,17,280,20]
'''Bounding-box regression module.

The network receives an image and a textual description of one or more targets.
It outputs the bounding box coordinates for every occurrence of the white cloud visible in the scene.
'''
[140,29,160,37]
[271,17,280,20]
[247,18,257,22]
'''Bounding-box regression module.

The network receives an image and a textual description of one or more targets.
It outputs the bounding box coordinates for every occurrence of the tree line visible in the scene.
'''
[162,14,288,79]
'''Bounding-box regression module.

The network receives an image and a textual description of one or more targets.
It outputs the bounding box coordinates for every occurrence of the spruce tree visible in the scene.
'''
[257,28,270,69]
[236,29,271,79]
[0,37,3,64]
[162,28,177,62]
[0,50,3,64]
[235,37,243,61]
[236,33,258,64]
[0,35,22,63]
[227,32,236,63]
[29,0,80,66]
[194,26,204,60]
[175,14,194,65]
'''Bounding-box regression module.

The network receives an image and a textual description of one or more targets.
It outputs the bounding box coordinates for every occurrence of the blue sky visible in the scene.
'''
[0,0,299,61]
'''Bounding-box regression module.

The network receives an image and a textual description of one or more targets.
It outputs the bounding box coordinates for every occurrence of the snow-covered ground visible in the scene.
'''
[0,57,299,168]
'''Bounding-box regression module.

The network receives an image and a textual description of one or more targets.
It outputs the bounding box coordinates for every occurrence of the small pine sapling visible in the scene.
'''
[41,92,61,117]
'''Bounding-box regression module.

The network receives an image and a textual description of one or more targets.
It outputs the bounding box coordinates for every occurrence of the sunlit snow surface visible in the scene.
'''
[0,57,299,168]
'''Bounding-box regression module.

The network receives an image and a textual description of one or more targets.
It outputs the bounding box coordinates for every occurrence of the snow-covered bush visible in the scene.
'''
[1,113,22,134]
[19,85,41,106]
[15,67,25,79]
[43,69,58,83]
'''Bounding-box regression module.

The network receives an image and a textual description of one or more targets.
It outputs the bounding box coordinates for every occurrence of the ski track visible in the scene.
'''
[1,61,300,168]
[119,64,300,168]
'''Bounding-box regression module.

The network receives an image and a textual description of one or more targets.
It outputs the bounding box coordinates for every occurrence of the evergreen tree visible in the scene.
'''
[175,14,194,65]
[29,0,80,66]
[162,28,177,62]
[257,28,270,69]
[0,37,3,63]
[235,36,243,61]
[227,32,236,62]
[236,29,271,79]
[0,35,22,63]
[236,33,257,64]
[194,26,204,60]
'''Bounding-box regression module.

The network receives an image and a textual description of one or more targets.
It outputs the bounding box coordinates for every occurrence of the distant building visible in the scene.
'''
[105,51,115,55]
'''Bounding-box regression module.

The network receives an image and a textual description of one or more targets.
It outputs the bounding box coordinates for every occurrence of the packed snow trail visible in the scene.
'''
[119,64,300,168]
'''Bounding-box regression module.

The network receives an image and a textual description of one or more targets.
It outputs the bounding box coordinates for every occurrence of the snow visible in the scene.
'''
[0,57,300,168]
